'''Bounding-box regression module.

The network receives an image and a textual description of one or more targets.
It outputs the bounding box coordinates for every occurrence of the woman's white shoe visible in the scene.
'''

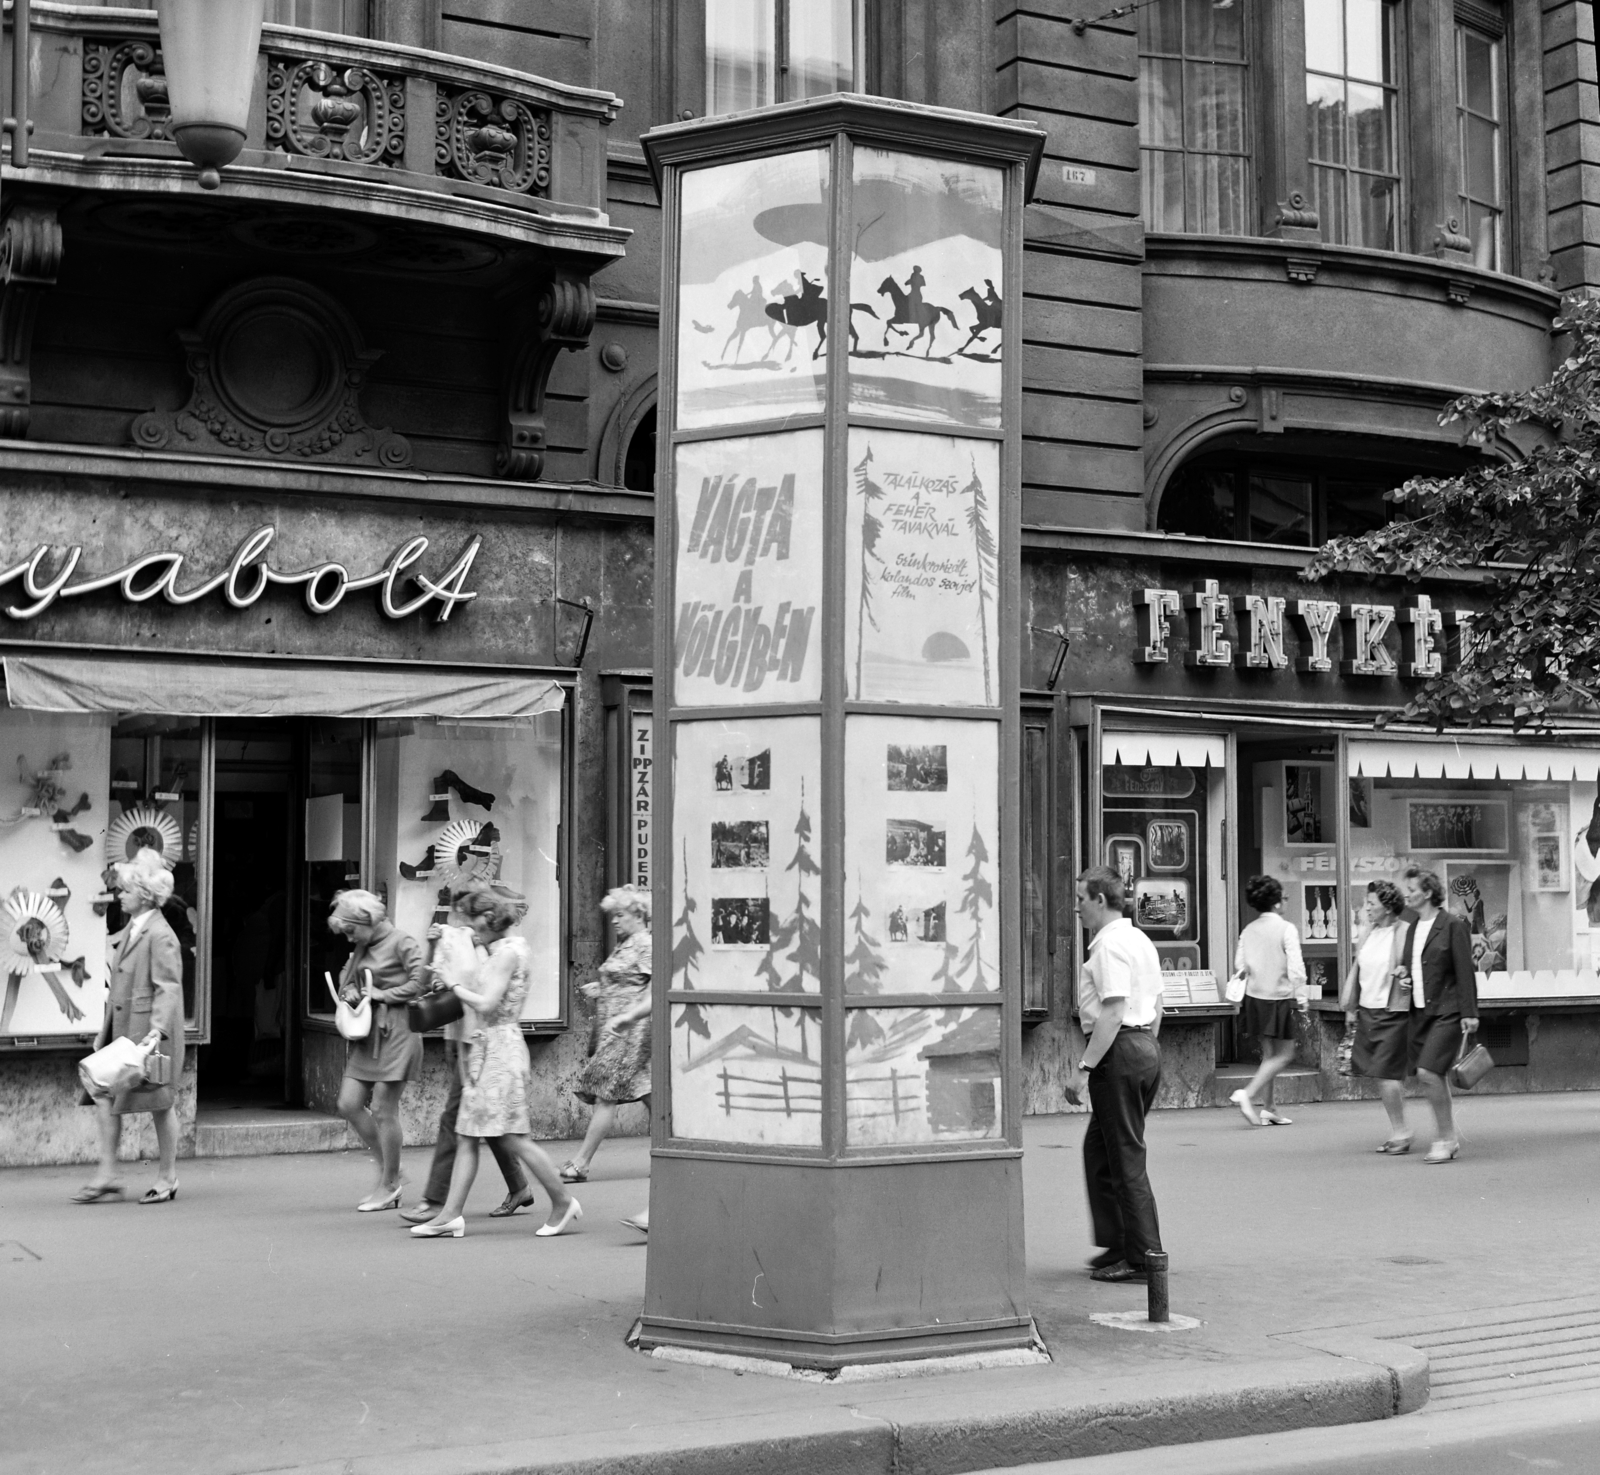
[536,1198,583,1237]
[410,1215,466,1238]
[1230,1089,1262,1126]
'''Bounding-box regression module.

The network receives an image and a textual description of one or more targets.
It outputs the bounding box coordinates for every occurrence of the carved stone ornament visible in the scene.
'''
[1275,192,1319,231]
[436,87,552,195]
[132,277,412,468]
[265,58,406,166]
[1435,217,1474,257]
[0,205,65,440]
[82,38,171,141]
[498,273,596,480]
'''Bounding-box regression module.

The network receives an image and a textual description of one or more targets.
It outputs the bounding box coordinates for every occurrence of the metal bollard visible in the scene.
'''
[1145,1251,1169,1323]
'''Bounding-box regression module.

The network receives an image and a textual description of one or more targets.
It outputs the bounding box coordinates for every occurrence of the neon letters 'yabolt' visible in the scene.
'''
[675,471,815,693]
[0,525,480,623]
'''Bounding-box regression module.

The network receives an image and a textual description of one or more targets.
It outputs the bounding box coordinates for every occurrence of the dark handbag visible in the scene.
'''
[1449,1032,1494,1091]
[407,987,464,1033]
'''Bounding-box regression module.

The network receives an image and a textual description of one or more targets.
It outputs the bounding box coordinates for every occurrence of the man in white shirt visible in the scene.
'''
[1069,866,1165,1284]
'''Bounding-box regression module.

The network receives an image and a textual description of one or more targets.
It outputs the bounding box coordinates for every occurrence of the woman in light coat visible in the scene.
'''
[73,852,186,1204]
[1230,874,1308,1126]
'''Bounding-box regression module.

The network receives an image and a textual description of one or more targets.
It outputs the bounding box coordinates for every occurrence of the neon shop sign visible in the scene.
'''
[1135,582,1479,678]
[0,526,480,624]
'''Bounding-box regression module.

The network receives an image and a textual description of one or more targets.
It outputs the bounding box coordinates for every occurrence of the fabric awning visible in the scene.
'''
[2,654,566,722]
[1349,738,1600,783]
[1102,731,1226,768]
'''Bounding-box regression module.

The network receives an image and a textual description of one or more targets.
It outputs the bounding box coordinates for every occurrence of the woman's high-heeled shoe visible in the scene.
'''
[358,1183,403,1212]
[410,1216,466,1238]
[1423,1139,1460,1165]
[139,1181,178,1204]
[1377,1135,1413,1155]
[536,1198,583,1237]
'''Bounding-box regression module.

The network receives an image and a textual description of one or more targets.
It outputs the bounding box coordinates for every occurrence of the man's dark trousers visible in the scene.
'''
[424,1043,527,1204]
[1083,1028,1163,1269]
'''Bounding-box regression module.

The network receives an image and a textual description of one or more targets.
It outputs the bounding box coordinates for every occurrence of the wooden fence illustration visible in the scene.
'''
[714,1065,823,1117]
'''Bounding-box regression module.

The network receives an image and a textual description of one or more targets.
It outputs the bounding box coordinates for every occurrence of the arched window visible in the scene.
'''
[623,406,656,493]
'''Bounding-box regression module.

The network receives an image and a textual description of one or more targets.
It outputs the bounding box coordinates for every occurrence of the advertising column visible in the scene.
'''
[641,97,1044,1369]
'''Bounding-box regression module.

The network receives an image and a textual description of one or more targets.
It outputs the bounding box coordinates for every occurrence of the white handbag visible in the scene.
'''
[326,970,373,1041]
[1224,972,1247,1004]
[78,1028,162,1097]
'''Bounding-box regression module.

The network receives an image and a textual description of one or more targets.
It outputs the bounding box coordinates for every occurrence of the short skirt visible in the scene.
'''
[1353,1006,1409,1081]
[1243,995,1297,1041]
[1408,1008,1462,1078]
[343,1013,423,1085]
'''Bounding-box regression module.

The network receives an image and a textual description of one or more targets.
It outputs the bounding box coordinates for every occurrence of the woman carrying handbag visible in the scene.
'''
[1341,881,1414,1153]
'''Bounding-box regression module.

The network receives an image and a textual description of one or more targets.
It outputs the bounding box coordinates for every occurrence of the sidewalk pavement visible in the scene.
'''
[4,1090,1599,1475]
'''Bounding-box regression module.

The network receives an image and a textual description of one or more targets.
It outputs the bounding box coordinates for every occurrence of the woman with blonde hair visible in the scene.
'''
[410,882,580,1238]
[73,852,186,1204]
[329,889,428,1212]
[559,885,653,1193]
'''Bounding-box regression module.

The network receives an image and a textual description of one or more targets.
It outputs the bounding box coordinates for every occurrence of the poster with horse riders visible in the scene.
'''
[675,150,833,431]
[673,145,1004,434]
[847,149,1004,429]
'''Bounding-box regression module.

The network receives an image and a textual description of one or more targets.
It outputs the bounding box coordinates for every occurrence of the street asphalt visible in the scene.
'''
[3,1089,1598,1475]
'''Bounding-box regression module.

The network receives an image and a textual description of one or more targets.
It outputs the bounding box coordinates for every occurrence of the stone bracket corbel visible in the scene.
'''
[498,272,596,480]
[0,204,65,439]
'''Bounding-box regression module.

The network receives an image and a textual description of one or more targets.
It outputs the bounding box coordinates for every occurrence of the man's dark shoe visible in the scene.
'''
[1089,1260,1148,1284]
[1086,1248,1124,1271]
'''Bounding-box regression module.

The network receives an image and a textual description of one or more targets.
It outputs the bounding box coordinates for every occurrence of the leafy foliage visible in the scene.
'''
[1303,296,1600,730]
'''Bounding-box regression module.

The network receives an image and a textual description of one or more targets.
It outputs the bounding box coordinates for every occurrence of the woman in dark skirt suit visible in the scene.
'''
[330,890,428,1211]
[1398,868,1479,1164]
[1341,881,1412,1152]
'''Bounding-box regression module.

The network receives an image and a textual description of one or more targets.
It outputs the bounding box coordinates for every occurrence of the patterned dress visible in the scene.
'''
[455,936,534,1138]
[575,928,652,1106]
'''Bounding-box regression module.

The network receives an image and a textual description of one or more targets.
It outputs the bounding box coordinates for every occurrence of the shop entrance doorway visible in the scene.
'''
[198,718,364,1108]
[1231,733,1340,1066]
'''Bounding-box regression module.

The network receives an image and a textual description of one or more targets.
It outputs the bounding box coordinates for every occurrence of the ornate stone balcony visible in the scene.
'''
[13,3,627,262]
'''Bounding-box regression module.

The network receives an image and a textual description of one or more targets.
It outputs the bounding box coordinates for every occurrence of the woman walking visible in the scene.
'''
[1341,881,1413,1152]
[1399,868,1479,1164]
[558,886,653,1200]
[330,890,428,1212]
[1230,875,1308,1126]
[410,883,580,1238]
[72,852,186,1205]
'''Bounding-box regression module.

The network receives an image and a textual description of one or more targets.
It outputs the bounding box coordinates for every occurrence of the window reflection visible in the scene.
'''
[707,0,856,117]
[1456,26,1505,271]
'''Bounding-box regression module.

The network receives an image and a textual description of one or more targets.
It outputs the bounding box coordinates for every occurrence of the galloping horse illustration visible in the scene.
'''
[957,279,1003,353]
[722,276,777,362]
[877,273,959,356]
[764,273,878,360]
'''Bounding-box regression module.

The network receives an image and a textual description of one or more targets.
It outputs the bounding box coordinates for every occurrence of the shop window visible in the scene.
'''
[1021,707,1052,1017]
[1157,451,1404,545]
[1455,20,1506,272]
[1139,0,1252,234]
[367,711,566,1028]
[1350,742,1600,1000]
[1097,731,1229,1009]
[1305,0,1404,251]
[707,0,857,115]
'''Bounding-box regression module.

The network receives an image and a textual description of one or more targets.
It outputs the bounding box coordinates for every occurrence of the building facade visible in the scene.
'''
[2,0,1597,1166]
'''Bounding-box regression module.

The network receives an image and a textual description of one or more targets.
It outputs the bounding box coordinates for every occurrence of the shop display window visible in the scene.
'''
[1351,747,1600,997]
[1098,731,1229,1008]
[369,712,565,1027]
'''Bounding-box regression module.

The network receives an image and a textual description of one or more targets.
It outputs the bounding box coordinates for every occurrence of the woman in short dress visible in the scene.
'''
[1230,874,1308,1126]
[559,885,653,1195]
[410,883,580,1238]
[1341,880,1412,1153]
[330,890,428,1213]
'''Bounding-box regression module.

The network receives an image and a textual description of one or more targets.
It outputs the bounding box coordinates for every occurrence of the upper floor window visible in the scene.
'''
[1305,0,1403,251]
[1456,22,1506,271]
[1138,0,1251,234]
[267,0,368,35]
[707,0,857,116]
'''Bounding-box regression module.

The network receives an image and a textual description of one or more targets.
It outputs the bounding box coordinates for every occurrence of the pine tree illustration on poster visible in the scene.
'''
[854,446,884,700]
[672,838,710,1061]
[930,822,993,1017]
[756,777,821,1057]
[965,457,996,707]
[845,874,888,1051]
